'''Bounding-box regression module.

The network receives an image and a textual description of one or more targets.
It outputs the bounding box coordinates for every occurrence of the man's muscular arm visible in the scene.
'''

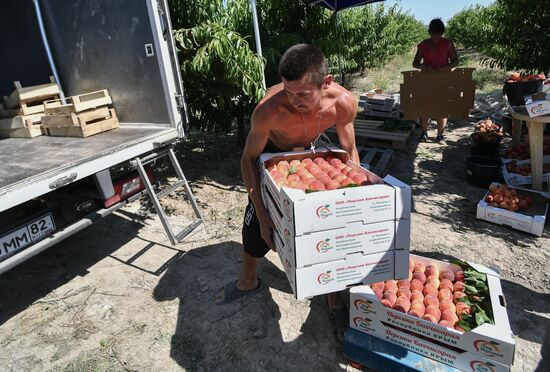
[335,92,360,164]
[241,102,275,249]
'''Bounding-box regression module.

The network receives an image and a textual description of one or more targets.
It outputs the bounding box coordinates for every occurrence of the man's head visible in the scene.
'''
[428,18,445,42]
[278,44,332,114]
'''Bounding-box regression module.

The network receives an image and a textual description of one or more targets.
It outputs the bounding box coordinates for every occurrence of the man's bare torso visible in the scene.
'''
[260,82,353,151]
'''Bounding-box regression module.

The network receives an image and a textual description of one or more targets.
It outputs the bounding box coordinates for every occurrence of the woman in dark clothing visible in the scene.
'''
[413,18,459,144]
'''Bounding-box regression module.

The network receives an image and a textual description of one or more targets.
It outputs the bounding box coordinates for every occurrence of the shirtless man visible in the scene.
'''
[216,44,360,340]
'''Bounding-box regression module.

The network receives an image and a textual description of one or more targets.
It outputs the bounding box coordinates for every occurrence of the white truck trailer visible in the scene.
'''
[0,0,203,274]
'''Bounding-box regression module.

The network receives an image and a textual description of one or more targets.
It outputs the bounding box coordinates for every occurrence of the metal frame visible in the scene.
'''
[133,147,203,245]
[146,0,183,135]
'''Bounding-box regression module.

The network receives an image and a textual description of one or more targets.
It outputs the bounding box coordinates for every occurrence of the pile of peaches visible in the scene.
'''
[266,155,371,192]
[370,259,470,332]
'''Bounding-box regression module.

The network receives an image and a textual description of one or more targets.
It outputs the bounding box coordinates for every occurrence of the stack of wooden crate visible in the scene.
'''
[359,91,401,119]
[41,89,119,137]
[0,77,60,138]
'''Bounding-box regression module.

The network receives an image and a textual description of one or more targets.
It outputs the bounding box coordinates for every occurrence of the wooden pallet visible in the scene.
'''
[358,146,394,176]
[4,76,60,109]
[327,119,414,150]
[0,126,44,138]
[45,108,119,137]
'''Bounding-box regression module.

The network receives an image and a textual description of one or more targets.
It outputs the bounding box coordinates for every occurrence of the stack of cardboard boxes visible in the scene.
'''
[259,148,411,300]
[359,92,400,119]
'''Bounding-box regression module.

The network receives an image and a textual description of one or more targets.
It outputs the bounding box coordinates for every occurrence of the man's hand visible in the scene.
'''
[257,206,275,250]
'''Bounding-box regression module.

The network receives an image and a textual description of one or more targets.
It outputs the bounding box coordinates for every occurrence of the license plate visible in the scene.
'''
[0,213,56,260]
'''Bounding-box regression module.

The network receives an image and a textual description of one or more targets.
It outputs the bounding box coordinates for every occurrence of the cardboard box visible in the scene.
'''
[273,229,409,300]
[525,92,550,117]
[476,183,548,236]
[501,156,550,187]
[362,92,400,106]
[264,184,410,268]
[400,68,475,120]
[349,254,515,368]
[259,149,411,237]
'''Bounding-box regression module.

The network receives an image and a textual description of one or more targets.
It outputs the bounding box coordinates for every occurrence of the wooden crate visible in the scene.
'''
[327,119,414,150]
[0,104,21,118]
[42,106,111,128]
[358,146,395,176]
[0,113,42,129]
[44,89,112,115]
[0,126,44,138]
[4,77,60,109]
[45,108,119,138]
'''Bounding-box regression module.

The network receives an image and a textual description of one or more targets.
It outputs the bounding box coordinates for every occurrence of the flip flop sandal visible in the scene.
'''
[326,297,348,343]
[215,278,263,305]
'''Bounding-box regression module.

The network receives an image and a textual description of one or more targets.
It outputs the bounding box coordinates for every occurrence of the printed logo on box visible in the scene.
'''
[474,340,504,359]
[353,299,374,313]
[315,239,333,253]
[315,204,333,219]
[317,270,334,285]
[469,360,496,372]
[352,316,372,330]
[530,103,549,116]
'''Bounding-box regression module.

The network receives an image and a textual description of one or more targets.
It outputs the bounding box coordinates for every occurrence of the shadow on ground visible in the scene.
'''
[153,241,350,372]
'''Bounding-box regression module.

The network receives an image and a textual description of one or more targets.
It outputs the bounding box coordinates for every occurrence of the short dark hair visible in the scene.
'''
[428,18,445,34]
[278,44,328,86]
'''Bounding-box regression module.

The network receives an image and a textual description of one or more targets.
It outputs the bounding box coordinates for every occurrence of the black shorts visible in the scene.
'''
[242,140,283,258]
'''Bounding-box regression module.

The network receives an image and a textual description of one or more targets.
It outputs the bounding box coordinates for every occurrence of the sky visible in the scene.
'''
[383,0,495,24]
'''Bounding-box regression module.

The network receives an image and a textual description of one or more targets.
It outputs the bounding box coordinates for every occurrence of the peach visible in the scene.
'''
[453,281,465,293]
[422,314,438,323]
[397,279,410,289]
[341,166,353,175]
[440,309,456,322]
[352,174,367,185]
[439,300,456,314]
[336,163,347,171]
[410,279,423,292]
[287,174,301,183]
[278,160,290,170]
[371,282,385,292]
[455,325,465,333]
[425,305,441,321]
[313,157,325,165]
[397,287,412,299]
[408,270,413,281]
[410,290,424,304]
[347,171,359,179]
[414,262,426,273]
[455,271,465,282]
[327,169,340,178]
[423,284,438,296]
[330,158,343,167]
[439,279,454,292]
[456,302,472,316]
[393,296,411,313]
[381,299,393,308]
[319,176,332,185]
[289,160,301,167]
[333,174,346,183]
[453,292,467,303]
[384,280,398,293]
[325,180,340,190]
[438,289,453,302]
[425,265,439,277]
[309,166,321,175]
[382,291,397,306]
[439,320,455,328]
[340,178,354,187]
[409,259,415,272]
[302,177,316,186]
[301,158,313,165]
[372,287,383,300]
[424,295,439,307]
[412,271,427,284]
[309,181,325,191]
[425,275,440,289]
[409,302,425,317]
[439,270,455,282]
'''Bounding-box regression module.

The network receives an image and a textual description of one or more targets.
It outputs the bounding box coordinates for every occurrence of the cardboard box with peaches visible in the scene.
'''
[349,254,515,370]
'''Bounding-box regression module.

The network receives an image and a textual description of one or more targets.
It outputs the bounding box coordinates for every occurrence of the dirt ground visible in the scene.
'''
[1,98,549,371]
